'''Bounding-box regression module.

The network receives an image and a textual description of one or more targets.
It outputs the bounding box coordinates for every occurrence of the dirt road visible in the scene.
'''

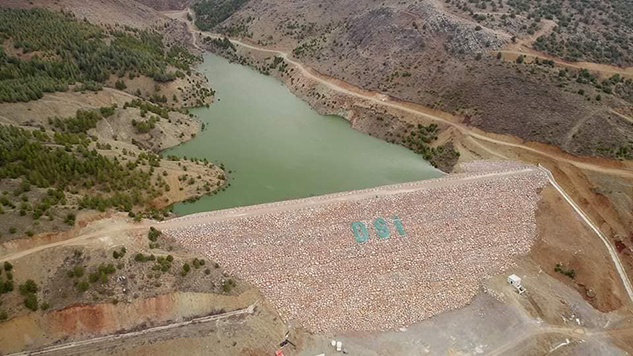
[4,304,257,356]
[499,49,633,78]
[539,166,633,303]
[487,325,633,356]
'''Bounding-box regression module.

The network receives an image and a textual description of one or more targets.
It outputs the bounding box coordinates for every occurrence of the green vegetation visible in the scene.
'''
[112,246,127,259]
[124,99,170,119]
[555,263,576,279]
[132,116,160,134]
[222,278,235,293]
[19,279,39,311]
[67,265,85,278]
[135,253,156,263]
[64,213,76,226]
[0,8,196,103]
[203,36,236,51]
[293,38,324,57]
[115,79,127,90]
[88,263,116,284]
[19,279,38,294]
[49,106,115,134]
[181,263,191,276]
[74,279,87,291]
[0,125,163,212]
[0,266,14,294]
[193,0,250,31]
[23,293,38,311]
[153,255,172,272]
[148,227,162,242]
[403,124,440,161]
[192,258,205,269]
[503,0,633,65]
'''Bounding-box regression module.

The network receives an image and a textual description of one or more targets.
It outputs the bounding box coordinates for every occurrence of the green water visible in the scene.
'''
[164,53,442,214]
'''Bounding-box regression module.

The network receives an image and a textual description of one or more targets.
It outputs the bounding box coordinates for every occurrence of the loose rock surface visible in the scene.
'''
[167,161,548,333]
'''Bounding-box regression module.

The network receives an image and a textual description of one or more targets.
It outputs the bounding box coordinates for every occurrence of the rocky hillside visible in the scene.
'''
[200,0,633,161]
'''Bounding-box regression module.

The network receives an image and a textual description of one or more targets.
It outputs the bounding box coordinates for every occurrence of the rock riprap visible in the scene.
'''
[166,161,549,333]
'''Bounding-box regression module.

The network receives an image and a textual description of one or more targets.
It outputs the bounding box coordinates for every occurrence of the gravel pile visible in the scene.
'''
[166,162,548,333]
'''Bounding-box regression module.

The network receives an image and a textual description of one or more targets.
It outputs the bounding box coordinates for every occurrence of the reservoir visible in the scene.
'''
[165,53,442,214]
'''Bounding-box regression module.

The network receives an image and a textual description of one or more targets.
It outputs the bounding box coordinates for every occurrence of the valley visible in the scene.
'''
[0,0,632,355]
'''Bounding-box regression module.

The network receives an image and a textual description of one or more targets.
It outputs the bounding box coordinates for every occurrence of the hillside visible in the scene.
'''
[0,5,226,238]
[0,2,241,347]
[196,0,633,161]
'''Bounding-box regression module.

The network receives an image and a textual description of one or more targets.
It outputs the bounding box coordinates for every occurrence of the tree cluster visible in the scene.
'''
[0,8,195,103]
[193,0,250,31]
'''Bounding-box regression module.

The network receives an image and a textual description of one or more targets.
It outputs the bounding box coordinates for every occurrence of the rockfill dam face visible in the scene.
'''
[166,161,549,332]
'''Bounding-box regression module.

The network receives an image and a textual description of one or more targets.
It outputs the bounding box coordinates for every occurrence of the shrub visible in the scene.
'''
[555,263,576,279]
[222,279,234,293]
[24,293,38,311]
[0,280,14,293]
[19,279,38,295]
[41,302,49,311]
[76,281,89,292]
[148,227,161,242]
[115,79,127,90]
[0,311,7,320]
[4,262,13,272]
[113,247,126,259]
[64,213,76,226]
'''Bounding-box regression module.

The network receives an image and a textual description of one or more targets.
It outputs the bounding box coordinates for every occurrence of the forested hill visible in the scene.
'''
[192,0,250,31]
[0,7,197,103]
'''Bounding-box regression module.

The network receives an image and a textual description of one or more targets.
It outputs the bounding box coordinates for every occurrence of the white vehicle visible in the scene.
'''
[508,274,526,294]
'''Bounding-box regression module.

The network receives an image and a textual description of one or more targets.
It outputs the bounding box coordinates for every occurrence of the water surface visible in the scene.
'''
[165,53,442,214]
